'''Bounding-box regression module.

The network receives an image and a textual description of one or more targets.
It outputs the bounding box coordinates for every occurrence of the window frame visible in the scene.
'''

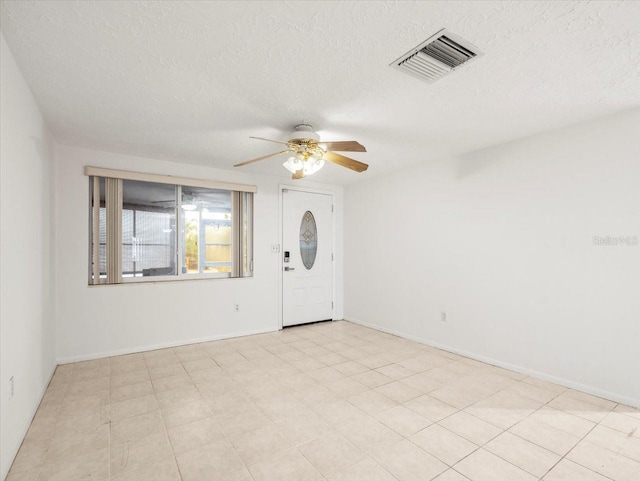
[86,167,256,286]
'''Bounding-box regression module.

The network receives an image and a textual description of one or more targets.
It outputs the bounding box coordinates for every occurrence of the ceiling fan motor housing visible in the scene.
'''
[288,124,320,142]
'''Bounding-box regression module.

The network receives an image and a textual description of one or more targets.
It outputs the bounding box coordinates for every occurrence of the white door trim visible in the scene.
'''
[278,184,336,330]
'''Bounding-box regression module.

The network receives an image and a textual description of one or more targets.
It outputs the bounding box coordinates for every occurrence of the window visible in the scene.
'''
[88,167,254,284]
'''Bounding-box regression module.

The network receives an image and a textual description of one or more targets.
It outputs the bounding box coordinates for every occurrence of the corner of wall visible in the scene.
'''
[0,32,58,481]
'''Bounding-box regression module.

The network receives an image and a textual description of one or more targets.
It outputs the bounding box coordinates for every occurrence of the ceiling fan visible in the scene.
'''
[234,124,369,179]
[152,191,226,211]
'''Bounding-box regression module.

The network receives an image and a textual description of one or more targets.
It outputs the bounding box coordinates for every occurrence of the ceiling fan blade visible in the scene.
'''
[234,149,292,167]
[249,136,291,146]
[318,140,366,152]
[292,169,305,180]
[323,151,369,173]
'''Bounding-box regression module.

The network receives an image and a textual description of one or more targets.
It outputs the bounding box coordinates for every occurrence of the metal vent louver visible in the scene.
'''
[391,29,483,83]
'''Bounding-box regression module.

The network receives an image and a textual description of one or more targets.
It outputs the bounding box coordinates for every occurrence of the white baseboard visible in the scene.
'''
[2,362,57,481]
[346,317,640,409]
[56,326,279,364]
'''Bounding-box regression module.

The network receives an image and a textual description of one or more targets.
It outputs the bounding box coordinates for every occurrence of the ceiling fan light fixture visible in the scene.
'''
[304,157,325,176]
[282,155,301,174]
[181,193,198,210]
[282,153,325,176]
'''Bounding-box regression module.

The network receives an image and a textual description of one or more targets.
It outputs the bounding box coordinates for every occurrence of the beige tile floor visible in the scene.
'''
[7,321,640,481]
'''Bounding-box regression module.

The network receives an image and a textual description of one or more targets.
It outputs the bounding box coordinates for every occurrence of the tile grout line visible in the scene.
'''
[38,364,74,481]
[538,409,617,480]
[373,364,600,479]
[16,364,71,481]
[13,322,638,481]
[184,348,262,481]
[146,354,186,481]
[287,343,403,481]
[484,383,616,480]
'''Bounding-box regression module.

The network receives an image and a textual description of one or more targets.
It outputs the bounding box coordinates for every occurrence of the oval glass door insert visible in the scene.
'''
[299,210,318,270]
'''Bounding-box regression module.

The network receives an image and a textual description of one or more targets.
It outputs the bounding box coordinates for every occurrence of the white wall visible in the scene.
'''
[0,34,57,479]
[344,109,640,408]
[54,145,344,362]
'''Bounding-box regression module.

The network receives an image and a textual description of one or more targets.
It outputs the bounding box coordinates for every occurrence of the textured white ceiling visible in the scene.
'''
[1,1,639,184]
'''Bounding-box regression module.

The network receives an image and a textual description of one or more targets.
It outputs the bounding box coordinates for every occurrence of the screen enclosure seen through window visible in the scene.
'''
[87,167,255,285]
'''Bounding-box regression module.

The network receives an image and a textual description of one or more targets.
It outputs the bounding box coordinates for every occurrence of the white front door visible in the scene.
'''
[282,189,333,327]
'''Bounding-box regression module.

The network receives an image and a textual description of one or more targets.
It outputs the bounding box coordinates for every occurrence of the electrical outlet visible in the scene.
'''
[234,304,240,312]
[271,244,280,253]
[441,311,447,322]
[9,376,14,400]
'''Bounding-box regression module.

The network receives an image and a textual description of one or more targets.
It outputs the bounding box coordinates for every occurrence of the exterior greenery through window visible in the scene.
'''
[88,170,253,284]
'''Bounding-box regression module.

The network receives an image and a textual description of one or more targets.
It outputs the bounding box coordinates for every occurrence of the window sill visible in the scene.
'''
[88,272,253,287]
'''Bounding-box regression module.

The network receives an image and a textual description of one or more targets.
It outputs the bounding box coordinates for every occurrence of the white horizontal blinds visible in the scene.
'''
[105,177,123,284]
[84,166,257,194]
[92,177,100,285]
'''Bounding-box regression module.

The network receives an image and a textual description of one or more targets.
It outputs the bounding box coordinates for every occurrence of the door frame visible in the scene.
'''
[278,184,336,330]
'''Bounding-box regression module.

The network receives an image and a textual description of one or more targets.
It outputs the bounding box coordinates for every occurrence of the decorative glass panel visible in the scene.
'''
[299,211,318,270]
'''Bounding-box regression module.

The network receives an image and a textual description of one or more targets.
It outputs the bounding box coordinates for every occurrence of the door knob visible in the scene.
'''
[284,266,295,271]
